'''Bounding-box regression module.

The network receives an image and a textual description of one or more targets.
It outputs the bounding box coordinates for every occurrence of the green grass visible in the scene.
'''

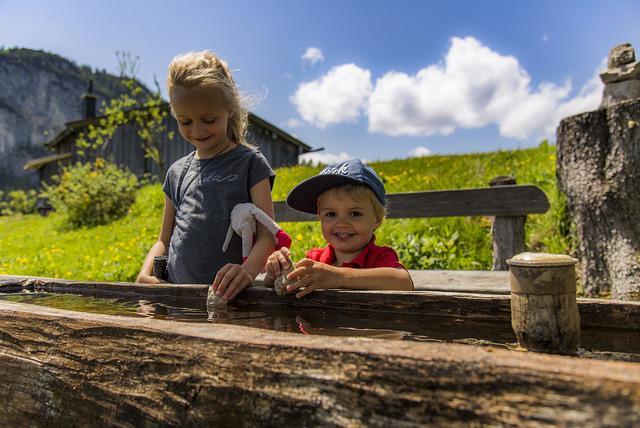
[0,185,163,281]
[0,141,573,281]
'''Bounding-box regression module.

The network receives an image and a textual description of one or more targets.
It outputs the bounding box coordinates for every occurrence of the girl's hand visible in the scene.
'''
[265,247,293,283]
[136,273,165,284]
[212,263,255,302]
[285,259,341,298]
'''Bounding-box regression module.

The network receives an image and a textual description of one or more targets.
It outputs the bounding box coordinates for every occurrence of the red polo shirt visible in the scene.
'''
[305,236,405,269]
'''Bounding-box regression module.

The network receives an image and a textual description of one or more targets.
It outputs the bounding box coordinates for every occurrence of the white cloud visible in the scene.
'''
[291,64,372,128]
[369,37,533,137]
[290,36,604,142]
[409,146,432,157]
[286,118,304,128]
[299,151,351,166]
[367,37,603,141]
[498,81,572,140]
[500,64,604,140]
[302,47,325,65]
[551,64,605,128]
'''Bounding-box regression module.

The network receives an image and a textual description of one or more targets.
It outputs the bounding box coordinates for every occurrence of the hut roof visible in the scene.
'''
[23,152,72,170]
[44,103,312,152]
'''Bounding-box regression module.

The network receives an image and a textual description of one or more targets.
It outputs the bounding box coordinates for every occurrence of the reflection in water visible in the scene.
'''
[2,292,139,316]
[1,291,638,362]
[205,302,411,339]
[207,304,275,330]
[293,315,410,340]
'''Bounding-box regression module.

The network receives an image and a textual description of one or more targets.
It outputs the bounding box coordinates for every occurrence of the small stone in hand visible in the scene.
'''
[207,286,227,310]
[274,254,296,296]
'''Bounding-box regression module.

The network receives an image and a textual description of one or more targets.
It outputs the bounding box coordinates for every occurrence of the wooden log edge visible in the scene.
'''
[0,299,636,371]
[0,300,639,426]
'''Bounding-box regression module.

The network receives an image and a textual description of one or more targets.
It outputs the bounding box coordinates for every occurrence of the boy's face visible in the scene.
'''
[317,190,381,256]
[170,86,232,156]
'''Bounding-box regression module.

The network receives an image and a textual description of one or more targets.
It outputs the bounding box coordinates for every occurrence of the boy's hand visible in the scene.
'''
[136,273,165,284]
[212,263,255,302]
[265,247,293,283]
[286,258,342,298]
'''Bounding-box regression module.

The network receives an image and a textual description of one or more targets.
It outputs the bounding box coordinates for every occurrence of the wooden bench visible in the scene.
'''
[273,176,550,292]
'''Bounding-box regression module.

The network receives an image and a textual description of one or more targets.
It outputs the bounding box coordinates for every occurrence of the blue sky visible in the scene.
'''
[1,0,639,163]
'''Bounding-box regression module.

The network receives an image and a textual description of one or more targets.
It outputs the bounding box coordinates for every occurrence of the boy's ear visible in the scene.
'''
[374,216,382,230]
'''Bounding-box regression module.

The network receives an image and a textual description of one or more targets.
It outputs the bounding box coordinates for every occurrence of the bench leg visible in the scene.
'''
[492,215,526,270]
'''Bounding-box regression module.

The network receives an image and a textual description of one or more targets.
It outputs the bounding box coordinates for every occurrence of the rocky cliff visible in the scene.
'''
[0,48,142,189]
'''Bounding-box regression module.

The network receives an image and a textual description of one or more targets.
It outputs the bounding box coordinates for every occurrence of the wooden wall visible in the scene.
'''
[41,116,304,184]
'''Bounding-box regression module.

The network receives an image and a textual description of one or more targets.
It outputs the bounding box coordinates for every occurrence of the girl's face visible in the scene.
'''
[170,86,232,157]
[317,190,381,258]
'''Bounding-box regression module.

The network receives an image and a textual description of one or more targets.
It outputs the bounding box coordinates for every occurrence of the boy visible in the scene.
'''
[266,159,414,298]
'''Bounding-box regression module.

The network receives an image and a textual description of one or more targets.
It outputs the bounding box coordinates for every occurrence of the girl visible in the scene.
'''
[137,51,275,303]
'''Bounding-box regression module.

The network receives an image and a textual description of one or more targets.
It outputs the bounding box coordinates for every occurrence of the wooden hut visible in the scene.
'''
[24,95,313,185]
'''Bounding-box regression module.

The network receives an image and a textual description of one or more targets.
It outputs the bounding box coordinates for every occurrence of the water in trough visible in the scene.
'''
[1,289,638,363]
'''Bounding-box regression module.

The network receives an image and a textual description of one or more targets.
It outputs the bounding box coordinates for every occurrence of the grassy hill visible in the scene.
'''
[0,142,571,282]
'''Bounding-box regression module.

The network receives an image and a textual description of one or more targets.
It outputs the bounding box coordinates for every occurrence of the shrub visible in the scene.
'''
[0,189,39,216]
[43,158,138,228]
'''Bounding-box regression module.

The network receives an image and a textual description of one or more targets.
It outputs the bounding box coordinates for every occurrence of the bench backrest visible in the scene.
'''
[274,185,549,222]
[273,183,550,271]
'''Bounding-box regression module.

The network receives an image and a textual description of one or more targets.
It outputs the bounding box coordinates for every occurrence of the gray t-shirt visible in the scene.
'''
[162,145,275,284]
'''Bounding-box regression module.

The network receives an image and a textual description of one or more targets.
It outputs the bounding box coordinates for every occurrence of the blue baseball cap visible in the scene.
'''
[286,159,387,214]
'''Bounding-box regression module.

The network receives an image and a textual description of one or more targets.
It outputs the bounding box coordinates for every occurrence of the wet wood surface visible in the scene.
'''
[0,299,639,426]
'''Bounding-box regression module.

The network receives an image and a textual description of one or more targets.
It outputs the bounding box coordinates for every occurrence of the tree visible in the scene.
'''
[76,51,173,176]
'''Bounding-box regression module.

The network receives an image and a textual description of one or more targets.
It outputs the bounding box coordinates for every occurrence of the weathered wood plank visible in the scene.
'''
[274,185,550,222]
[0,301,638,426]
[274,201,317,221]
[491,215,526,270]
[488,178,525,270]
[408,269,510,294]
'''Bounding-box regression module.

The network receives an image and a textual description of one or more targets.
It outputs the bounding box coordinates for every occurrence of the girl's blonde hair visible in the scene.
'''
[166,50,249,146]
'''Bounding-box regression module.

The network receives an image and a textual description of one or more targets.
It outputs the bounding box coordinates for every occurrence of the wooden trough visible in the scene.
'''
[0,274,639,426]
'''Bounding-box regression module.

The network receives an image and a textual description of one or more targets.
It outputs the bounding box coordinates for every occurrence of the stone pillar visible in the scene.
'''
[600,43,640,108]
[556,44,640,300]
